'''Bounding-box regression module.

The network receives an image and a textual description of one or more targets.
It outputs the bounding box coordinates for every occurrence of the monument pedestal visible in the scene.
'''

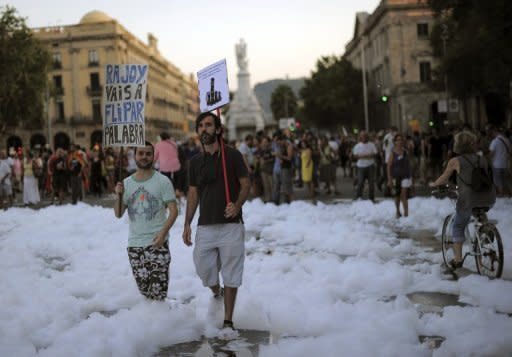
[226,39,266,141]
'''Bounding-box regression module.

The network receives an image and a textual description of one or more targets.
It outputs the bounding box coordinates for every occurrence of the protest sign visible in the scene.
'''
[103,64,148,147]
[197,59,230,113]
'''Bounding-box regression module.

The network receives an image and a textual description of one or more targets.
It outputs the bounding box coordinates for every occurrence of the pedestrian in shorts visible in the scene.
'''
[182,112,250,330]
[114,141,178,301]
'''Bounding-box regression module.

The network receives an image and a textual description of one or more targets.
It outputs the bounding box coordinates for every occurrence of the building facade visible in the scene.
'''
[3,10,199,151]
[344,0,465,132]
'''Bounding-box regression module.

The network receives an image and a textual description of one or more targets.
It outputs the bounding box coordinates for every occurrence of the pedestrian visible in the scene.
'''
[0,149,13,210]
[114,141,178,301]
[300,140,315,202]
[67,144,84,205]
[387,134,413,218]
[489,126,511,196]
[352,131,378,201]
[49,148,68,205]
[182,112,250,331]
[22,150,41,206]
[154,132,181,188]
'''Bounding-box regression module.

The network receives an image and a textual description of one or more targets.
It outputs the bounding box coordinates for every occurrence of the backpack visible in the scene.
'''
[458,155,493,193]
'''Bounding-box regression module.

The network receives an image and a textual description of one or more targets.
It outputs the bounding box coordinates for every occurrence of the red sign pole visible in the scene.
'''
[216,108,231,204]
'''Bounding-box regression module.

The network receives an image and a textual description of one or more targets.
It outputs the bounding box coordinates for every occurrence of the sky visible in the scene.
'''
[7,0,380,87]
[1,197,512,356]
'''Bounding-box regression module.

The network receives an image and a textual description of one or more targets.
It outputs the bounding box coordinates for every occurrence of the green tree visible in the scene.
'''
[300,56,364,129]
[270,84,297,120]
[428,0,512,124]
[0,6,50,134]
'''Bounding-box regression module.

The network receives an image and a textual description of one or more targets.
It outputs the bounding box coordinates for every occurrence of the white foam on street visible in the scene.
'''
[1,197,511,356]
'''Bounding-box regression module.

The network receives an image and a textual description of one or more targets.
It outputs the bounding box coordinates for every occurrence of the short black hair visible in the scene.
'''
[195,112,221,133]
[160,132,170,140]
[134,141,154,155]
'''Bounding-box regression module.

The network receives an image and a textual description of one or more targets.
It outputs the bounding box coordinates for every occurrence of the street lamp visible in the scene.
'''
[441,23,449,123]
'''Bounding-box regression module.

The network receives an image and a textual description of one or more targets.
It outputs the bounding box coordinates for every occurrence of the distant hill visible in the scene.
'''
[253,78,306,120]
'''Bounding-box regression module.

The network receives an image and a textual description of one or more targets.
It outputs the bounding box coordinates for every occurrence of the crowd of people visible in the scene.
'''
[0,124,510,212]
[1,115,511,332]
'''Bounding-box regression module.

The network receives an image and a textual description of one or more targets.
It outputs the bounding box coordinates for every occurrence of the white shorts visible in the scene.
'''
[401,178,412,188]
[193,223,245,288]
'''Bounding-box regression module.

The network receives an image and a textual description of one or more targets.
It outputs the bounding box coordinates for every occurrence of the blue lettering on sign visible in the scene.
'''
[106,64,148,85]
[105,102,145,124]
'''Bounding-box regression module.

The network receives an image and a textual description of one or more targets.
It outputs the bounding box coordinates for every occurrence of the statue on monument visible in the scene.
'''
[235,39,248,72]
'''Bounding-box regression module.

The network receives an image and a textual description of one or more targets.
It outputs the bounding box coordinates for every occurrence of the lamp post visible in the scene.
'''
[45,83,52,149]
[441,23,449,125]
[361,35,369,132]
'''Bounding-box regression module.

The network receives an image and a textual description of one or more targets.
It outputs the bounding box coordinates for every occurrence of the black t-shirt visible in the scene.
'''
[189,145,248,225]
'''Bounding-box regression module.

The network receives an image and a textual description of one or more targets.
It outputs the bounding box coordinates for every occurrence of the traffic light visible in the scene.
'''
[381,95,388,103]
[295,120,301,129]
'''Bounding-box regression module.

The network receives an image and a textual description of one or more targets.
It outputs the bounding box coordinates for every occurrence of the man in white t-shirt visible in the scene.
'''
[489,127,511,196]
[238,134,255,172]
[352,131,378,201]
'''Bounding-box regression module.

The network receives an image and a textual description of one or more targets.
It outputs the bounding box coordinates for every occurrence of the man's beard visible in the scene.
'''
[200,132,217,145]
[135,159,153,169]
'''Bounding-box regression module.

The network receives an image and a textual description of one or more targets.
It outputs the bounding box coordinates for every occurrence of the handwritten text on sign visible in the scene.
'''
[103,64,148,147]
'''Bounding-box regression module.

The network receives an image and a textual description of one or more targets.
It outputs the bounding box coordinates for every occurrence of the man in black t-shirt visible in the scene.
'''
[182,112,250,331]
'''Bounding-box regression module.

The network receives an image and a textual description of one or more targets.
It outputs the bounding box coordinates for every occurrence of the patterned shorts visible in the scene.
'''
[127,241,171,300]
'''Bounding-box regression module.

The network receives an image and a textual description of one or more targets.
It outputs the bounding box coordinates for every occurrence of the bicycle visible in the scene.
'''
[432,186,504,279]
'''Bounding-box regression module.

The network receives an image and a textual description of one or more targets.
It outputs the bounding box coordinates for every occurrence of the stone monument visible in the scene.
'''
[226,39,266,140]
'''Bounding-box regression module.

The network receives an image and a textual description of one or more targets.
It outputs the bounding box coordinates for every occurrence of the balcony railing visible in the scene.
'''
[53,86,64,96]
[52,61,62,70]
[86,85,103,97]
[88,61,99,67]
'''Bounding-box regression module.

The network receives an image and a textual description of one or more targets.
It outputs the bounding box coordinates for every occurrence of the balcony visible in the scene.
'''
[86,85,103,97]
[88,61,99,67]
[53,86,64,97]
[52,61,62,70]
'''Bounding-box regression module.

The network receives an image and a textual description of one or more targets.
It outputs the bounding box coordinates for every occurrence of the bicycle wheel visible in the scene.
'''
[441,214,454,268]
[474,223,504,279]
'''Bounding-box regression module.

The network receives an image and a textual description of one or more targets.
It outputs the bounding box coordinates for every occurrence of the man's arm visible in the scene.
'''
[225,176,250,218]
[153,201,178,248]
[114,182,126,218]
[182,185,199,246]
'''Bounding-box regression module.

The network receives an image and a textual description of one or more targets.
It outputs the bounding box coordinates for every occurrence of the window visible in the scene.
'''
[90,73,100,89]
[417,23,429,38]
[88,50,99,66]
[92,99,102,122]
[52,52,62,69]
[56,102,65,121]
[53,75,62,88]
[419,62,431,82]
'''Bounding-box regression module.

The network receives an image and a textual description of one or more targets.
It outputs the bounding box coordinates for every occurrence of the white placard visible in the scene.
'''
[103,64,148,147]
[197,59,230,113]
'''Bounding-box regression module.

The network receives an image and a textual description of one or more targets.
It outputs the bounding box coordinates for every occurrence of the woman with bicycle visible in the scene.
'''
[430,131,496,270]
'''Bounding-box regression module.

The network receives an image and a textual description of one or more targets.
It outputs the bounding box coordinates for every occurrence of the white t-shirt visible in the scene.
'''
[0,159,12,186]
[352,142,377,168]
[383,132,395,163]
[489,135,511,169]
[238,142,254,166]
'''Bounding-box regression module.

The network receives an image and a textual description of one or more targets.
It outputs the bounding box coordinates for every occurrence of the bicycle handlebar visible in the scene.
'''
[431,184,458,198]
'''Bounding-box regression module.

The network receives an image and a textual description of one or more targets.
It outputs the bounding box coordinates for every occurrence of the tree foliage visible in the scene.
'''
[270,84,297,120]
[0,6,50,134]
[300,56,364,129]
[428,0,512,123]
